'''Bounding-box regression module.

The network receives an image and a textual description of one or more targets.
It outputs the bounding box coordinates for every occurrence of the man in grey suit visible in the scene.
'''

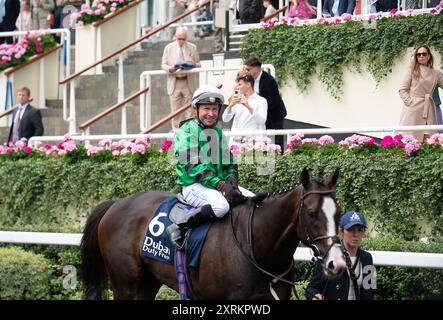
[162,27,201,130]
[8,87,44,143]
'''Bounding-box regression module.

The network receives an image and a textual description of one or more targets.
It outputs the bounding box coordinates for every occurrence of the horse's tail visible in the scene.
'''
[80,200,115,300]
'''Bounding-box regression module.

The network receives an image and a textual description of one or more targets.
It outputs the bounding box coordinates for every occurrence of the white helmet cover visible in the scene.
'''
[191,85,225,109]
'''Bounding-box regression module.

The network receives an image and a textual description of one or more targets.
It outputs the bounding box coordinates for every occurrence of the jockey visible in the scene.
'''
[168,85,254,246]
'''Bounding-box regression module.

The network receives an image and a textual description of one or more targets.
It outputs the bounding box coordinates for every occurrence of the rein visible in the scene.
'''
[229,203,296,287]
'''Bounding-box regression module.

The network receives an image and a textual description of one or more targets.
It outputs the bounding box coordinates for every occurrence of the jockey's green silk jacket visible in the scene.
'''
[174,118,238,189]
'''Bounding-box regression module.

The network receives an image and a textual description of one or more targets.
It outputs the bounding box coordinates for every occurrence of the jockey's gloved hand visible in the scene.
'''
[217,180,246,205]
[226,175,239,188]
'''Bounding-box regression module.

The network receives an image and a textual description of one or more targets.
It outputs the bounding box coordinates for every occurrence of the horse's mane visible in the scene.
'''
[251,179,327,206]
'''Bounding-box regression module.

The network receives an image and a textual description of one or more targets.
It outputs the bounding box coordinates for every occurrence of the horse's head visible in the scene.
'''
[297,168,346,277]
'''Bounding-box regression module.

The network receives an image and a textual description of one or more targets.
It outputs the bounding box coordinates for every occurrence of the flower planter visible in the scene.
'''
[0,46,62,127]
[75,1,141,75]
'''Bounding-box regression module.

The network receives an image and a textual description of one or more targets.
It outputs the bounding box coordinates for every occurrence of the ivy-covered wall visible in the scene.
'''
[1,152,443,241]
[241,12,443,99]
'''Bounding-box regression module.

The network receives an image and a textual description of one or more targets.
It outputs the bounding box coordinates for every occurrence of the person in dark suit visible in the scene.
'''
[244,57,287,150]
[238,0,264,24]
[8,87,44,143]
[323,0,355,17]
[0,0,20,44]
[305,211,376,300]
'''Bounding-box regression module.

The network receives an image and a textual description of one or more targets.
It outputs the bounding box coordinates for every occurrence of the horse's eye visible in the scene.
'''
[307,209,316,216]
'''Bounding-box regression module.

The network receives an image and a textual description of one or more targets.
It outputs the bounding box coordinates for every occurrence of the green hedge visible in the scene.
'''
[1,152,442,241]
[1,238,441,300]
[0,247,51,299]
[241,12,443,99]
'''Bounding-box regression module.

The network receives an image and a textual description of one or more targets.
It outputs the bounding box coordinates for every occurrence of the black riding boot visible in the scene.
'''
[167,205,216,248]
[177,204,216,228]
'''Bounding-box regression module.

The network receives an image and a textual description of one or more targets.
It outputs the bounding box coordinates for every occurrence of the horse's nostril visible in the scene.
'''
[327,261,335,271]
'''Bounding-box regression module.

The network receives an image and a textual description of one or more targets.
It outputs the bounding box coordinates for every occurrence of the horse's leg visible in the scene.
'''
[136,268,162,300]
[106,265,141,299]
[102,246,145,299]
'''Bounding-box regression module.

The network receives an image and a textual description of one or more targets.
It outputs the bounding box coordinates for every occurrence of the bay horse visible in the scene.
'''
[80,168,346,300]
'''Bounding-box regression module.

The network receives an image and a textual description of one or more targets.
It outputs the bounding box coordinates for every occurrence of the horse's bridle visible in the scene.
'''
[299,187,341,265]
[229,185,340,292]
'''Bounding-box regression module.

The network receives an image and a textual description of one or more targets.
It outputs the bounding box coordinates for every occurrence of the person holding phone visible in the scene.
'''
[222,74,268,145]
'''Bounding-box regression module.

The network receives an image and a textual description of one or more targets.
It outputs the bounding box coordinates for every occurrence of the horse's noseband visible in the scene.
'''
[300,188,340,261]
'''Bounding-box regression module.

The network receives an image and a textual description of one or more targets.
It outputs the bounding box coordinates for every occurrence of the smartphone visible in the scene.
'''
[234,90,240,98]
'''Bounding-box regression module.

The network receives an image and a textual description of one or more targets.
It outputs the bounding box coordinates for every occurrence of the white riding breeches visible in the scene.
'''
[182,183,255,218]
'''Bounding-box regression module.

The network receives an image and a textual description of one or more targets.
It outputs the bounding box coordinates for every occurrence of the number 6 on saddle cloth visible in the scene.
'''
[140,196,212,267]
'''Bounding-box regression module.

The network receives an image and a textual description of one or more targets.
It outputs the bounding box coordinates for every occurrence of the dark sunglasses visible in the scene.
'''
[239,75,254,82]
[416,52,429,57]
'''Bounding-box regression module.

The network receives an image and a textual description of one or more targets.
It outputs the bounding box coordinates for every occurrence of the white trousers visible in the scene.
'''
[182,183,255,218]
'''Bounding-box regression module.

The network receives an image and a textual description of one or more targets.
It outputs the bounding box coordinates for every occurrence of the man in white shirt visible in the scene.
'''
[222,74,267,145]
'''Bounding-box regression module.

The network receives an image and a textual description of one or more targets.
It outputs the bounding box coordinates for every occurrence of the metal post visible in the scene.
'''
[62,83,67,121]
[140,74,145,131]
[39,59,46,109]
[69,79,76,134]
[118,54,127,135]
[317,0,322,18]
[147,74,152,128]
[135,1,142,51]
[224,10,229,52]
[84,127,90,147]
[95,27,103,74]
[58,34,65,100]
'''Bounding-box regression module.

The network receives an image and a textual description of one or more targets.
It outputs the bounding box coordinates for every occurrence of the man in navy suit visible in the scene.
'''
[323,0,355,17]
[0,0,20,44]
[8,87,44,143]
[238,0,264,24]
[244,57,287,151]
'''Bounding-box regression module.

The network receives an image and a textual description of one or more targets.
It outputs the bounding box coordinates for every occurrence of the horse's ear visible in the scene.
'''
[301,167,310,189]
[326,168,340,188]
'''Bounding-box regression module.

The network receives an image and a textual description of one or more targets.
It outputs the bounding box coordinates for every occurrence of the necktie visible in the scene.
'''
[13,107,24,142]
[179,46,185,61]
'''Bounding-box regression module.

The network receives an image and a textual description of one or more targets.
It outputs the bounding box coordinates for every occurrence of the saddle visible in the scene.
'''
[168,193,192,227]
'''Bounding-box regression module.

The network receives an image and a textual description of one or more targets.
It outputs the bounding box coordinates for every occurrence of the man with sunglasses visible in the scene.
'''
[305,211,376,300]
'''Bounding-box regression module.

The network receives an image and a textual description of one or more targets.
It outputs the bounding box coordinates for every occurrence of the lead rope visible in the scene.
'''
[229,205,297,293]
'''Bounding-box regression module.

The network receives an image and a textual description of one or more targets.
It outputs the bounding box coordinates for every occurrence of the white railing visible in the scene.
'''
[28,124,443,147]
[138,64,276,131]
[0,230,442,269]
[0,29,71,114]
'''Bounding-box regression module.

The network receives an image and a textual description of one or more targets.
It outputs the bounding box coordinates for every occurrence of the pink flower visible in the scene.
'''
[319,135,335,145]
[230,144,242,155]
[342,13,352,21]
[160,139,173,153]
[131,144,146,154]
[86,145,104,156]
[98,138,112,147]
[36,47,42,53]
[23,146,32,154]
